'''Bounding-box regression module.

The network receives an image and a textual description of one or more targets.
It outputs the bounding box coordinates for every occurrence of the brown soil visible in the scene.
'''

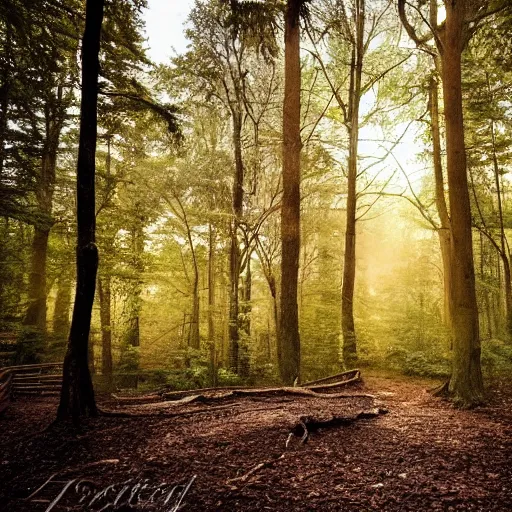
[1,374,511,511]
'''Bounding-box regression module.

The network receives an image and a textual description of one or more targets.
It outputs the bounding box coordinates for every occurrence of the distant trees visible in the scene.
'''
[3,0,512,409]
[306,0,410,367]
[464,14,512,340]
[0,0,81,336]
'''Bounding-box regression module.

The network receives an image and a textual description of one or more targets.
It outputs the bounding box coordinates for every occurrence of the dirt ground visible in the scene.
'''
[1,373,511,511]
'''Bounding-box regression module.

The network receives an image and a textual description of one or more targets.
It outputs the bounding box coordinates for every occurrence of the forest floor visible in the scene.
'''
[1,372,512,511]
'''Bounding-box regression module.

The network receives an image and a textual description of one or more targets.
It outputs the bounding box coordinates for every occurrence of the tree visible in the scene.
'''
[463,20,512,340]
[58,0,105,421]
[174,0,280,373]
[306,0,410,366]
[279,0,302,384]
[398,0,511,405]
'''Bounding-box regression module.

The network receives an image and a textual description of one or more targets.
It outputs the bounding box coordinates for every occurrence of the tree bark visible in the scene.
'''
[341,0,364,367]
[98,277,113,389]
[0,79,9,179]
[53,267,72,338]
[187,215,200,351]
[23,228,50,330]
[58,0,104,422]
[190,277,200,350]
[279,0,301,385]
[229,112,243,371]
[429,72,452,329]
[208,224,217,386]
[441,1,484,406]
[489,116,512,338]
[23,85,65,333]
[239,253,252,377]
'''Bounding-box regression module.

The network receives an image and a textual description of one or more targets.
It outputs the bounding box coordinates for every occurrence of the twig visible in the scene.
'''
[227,454,285,485]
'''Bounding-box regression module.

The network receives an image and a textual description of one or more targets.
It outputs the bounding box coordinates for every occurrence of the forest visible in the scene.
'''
[1,0,512,510]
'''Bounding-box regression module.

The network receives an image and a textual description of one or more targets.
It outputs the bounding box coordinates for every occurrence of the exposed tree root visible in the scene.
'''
[301,369,360,388]
[98,403,241,418]
[227,454,285,486]
[113,388,373,407]
[112,370,363,406]
[430,380,450,397]
[290,407,388,444]
[226,403,385,489]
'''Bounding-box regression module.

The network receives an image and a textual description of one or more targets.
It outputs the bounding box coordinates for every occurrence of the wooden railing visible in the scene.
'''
[0,363,62,415]
[0,369,13,414]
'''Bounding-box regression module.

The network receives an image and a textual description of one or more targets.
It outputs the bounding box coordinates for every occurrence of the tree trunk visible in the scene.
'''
[24,87,64,333]
[58,0,104,422]
[188,218,200,351]
[490,116,512,338]
[53,267,72,338]
[241,252,252,336]
[124,215,145,353]
[0,79,9,179]
[501,255,512,339]
[429,73,453,329]
[98,277,113,389]
[341,1,364,367]
[23,227,50,330]
[271,275,279,346]
[442,1,484,406]
[480,232,493,339]
[279,0,301,385]
[190,277,200,350]
[208,224,217,386]
[239,253,252,377]
[229,112,243,371]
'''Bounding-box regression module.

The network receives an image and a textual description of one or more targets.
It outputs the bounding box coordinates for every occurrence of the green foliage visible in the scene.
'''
[15,326,45,364]
[382,346,451,379]
[481,339,512,377]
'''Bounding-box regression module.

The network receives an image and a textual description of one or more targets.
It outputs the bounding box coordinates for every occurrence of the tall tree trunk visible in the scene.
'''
[23,228,50,330]
[239,253,252,377]
[24,87,64,333]
[479,232,493,339]
[229,112,243,371]
[490,116,512,338]
[501,255,512,338]
[98,277,113,389]
[442,1,483,406]
[188,223,200,351]
[190,277,200,350]
[341,0,364,367]
[58,0,104,421]
[125,217,144,350]
[429,72,453,329]
[53,267,72,338]
[0,80,9,179]
[240,252,252,336]
[208,224,217,385]
[279,0,301,385]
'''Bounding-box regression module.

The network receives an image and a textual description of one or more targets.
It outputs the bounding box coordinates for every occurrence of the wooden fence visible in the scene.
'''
[0,363,62,414]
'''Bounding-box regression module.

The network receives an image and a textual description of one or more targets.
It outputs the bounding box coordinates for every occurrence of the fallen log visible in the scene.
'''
[290,407,388,444]
[99,403,242,418]
[162,386,373,403]
[111,393,161,404]
[304,374,361,392]
[301,369,360,387]
[113,371,366,406]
